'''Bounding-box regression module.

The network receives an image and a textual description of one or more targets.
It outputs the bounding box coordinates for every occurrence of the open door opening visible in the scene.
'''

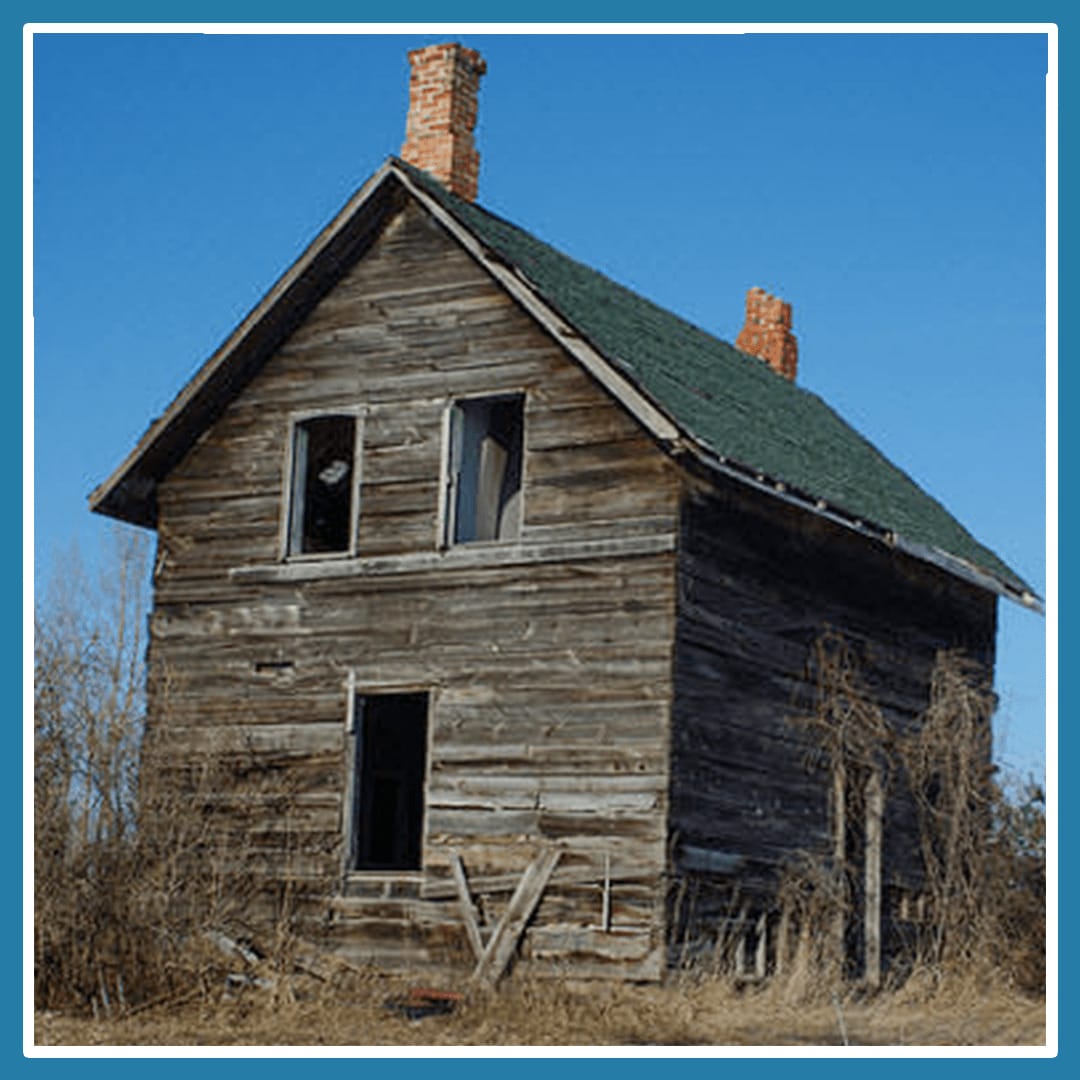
[348,691,429,872]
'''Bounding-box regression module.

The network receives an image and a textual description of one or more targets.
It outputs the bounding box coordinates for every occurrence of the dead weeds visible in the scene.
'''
[33,969,1045,1048]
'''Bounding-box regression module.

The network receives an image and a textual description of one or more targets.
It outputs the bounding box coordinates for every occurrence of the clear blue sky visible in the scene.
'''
[31,30,1049,783]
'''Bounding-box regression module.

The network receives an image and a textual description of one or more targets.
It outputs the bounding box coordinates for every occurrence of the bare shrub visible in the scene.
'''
[34,530,312,1014]
[900,651,1045,992]
[34,529,151,1011]
[774,851,848,999]
[781,632,1045,998]
[784,630,893,988]
[902,650,996,966]
[988,779,1046,995]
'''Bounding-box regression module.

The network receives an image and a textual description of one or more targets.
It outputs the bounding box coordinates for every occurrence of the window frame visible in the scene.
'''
[279,406,364,561]
[341,675,434,880]
[438,390,527,550]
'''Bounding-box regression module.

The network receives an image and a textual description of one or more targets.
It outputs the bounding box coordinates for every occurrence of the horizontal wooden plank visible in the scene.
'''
[230,534,676,584]
[526,925,655,962]
[418,861,655,901]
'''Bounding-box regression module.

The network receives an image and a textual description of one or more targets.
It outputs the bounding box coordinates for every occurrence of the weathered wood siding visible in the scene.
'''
[149,197,681,979]
[667,473,997,967]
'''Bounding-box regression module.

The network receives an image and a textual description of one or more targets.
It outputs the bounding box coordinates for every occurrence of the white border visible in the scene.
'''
[1042,21,1059,1064]
[25,22,1058,1061]
[22,21,1063,33]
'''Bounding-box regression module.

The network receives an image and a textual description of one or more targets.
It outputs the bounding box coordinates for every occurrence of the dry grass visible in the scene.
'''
[34,969,1045,1048]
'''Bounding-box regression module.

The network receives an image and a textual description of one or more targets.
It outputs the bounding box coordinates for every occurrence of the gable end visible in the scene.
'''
[89,165,408,526]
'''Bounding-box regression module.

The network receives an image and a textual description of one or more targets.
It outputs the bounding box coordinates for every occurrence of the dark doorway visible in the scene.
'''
[350,692,429,872]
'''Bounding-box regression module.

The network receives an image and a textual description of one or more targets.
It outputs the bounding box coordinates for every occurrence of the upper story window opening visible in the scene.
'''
[445,394,524,545]
[286,413,359,557]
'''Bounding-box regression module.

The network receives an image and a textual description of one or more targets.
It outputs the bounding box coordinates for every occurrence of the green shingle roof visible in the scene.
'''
[399,160,1031,600]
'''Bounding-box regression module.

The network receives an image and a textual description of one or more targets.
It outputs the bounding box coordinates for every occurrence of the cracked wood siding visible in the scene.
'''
[148,198,681,979]
[667,472,997,961]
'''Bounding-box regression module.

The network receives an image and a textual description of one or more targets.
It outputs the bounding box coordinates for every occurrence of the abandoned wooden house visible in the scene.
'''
[90,43,1039,984]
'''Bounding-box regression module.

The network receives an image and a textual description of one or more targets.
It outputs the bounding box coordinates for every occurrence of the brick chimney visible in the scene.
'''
[400,43,487,202]
[735,287,798,381]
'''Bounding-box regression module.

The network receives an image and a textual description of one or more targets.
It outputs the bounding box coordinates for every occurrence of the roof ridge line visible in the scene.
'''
[389,159,799,390]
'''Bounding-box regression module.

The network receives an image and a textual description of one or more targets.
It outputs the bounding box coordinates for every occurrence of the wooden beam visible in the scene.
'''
[420,862,629,901]
[864,771,884,990]
[449,851,486,962]
[832,762,847,972]
[775,906,791,977]
[231,532,676,584]
[601,851,612,932]
[472,848,561,987]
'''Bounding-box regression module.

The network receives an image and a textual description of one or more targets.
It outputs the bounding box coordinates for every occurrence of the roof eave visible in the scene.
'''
[684,441,1042,612]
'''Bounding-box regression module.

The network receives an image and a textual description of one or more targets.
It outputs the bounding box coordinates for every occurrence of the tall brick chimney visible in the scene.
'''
[735,287,799,381]
[400,43,487,202]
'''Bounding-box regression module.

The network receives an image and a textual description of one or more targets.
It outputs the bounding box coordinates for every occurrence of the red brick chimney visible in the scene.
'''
[735,287,798,381]
[400,43,487,201]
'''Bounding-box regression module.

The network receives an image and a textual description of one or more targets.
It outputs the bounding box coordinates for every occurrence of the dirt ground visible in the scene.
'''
[33,969,1047,1048]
